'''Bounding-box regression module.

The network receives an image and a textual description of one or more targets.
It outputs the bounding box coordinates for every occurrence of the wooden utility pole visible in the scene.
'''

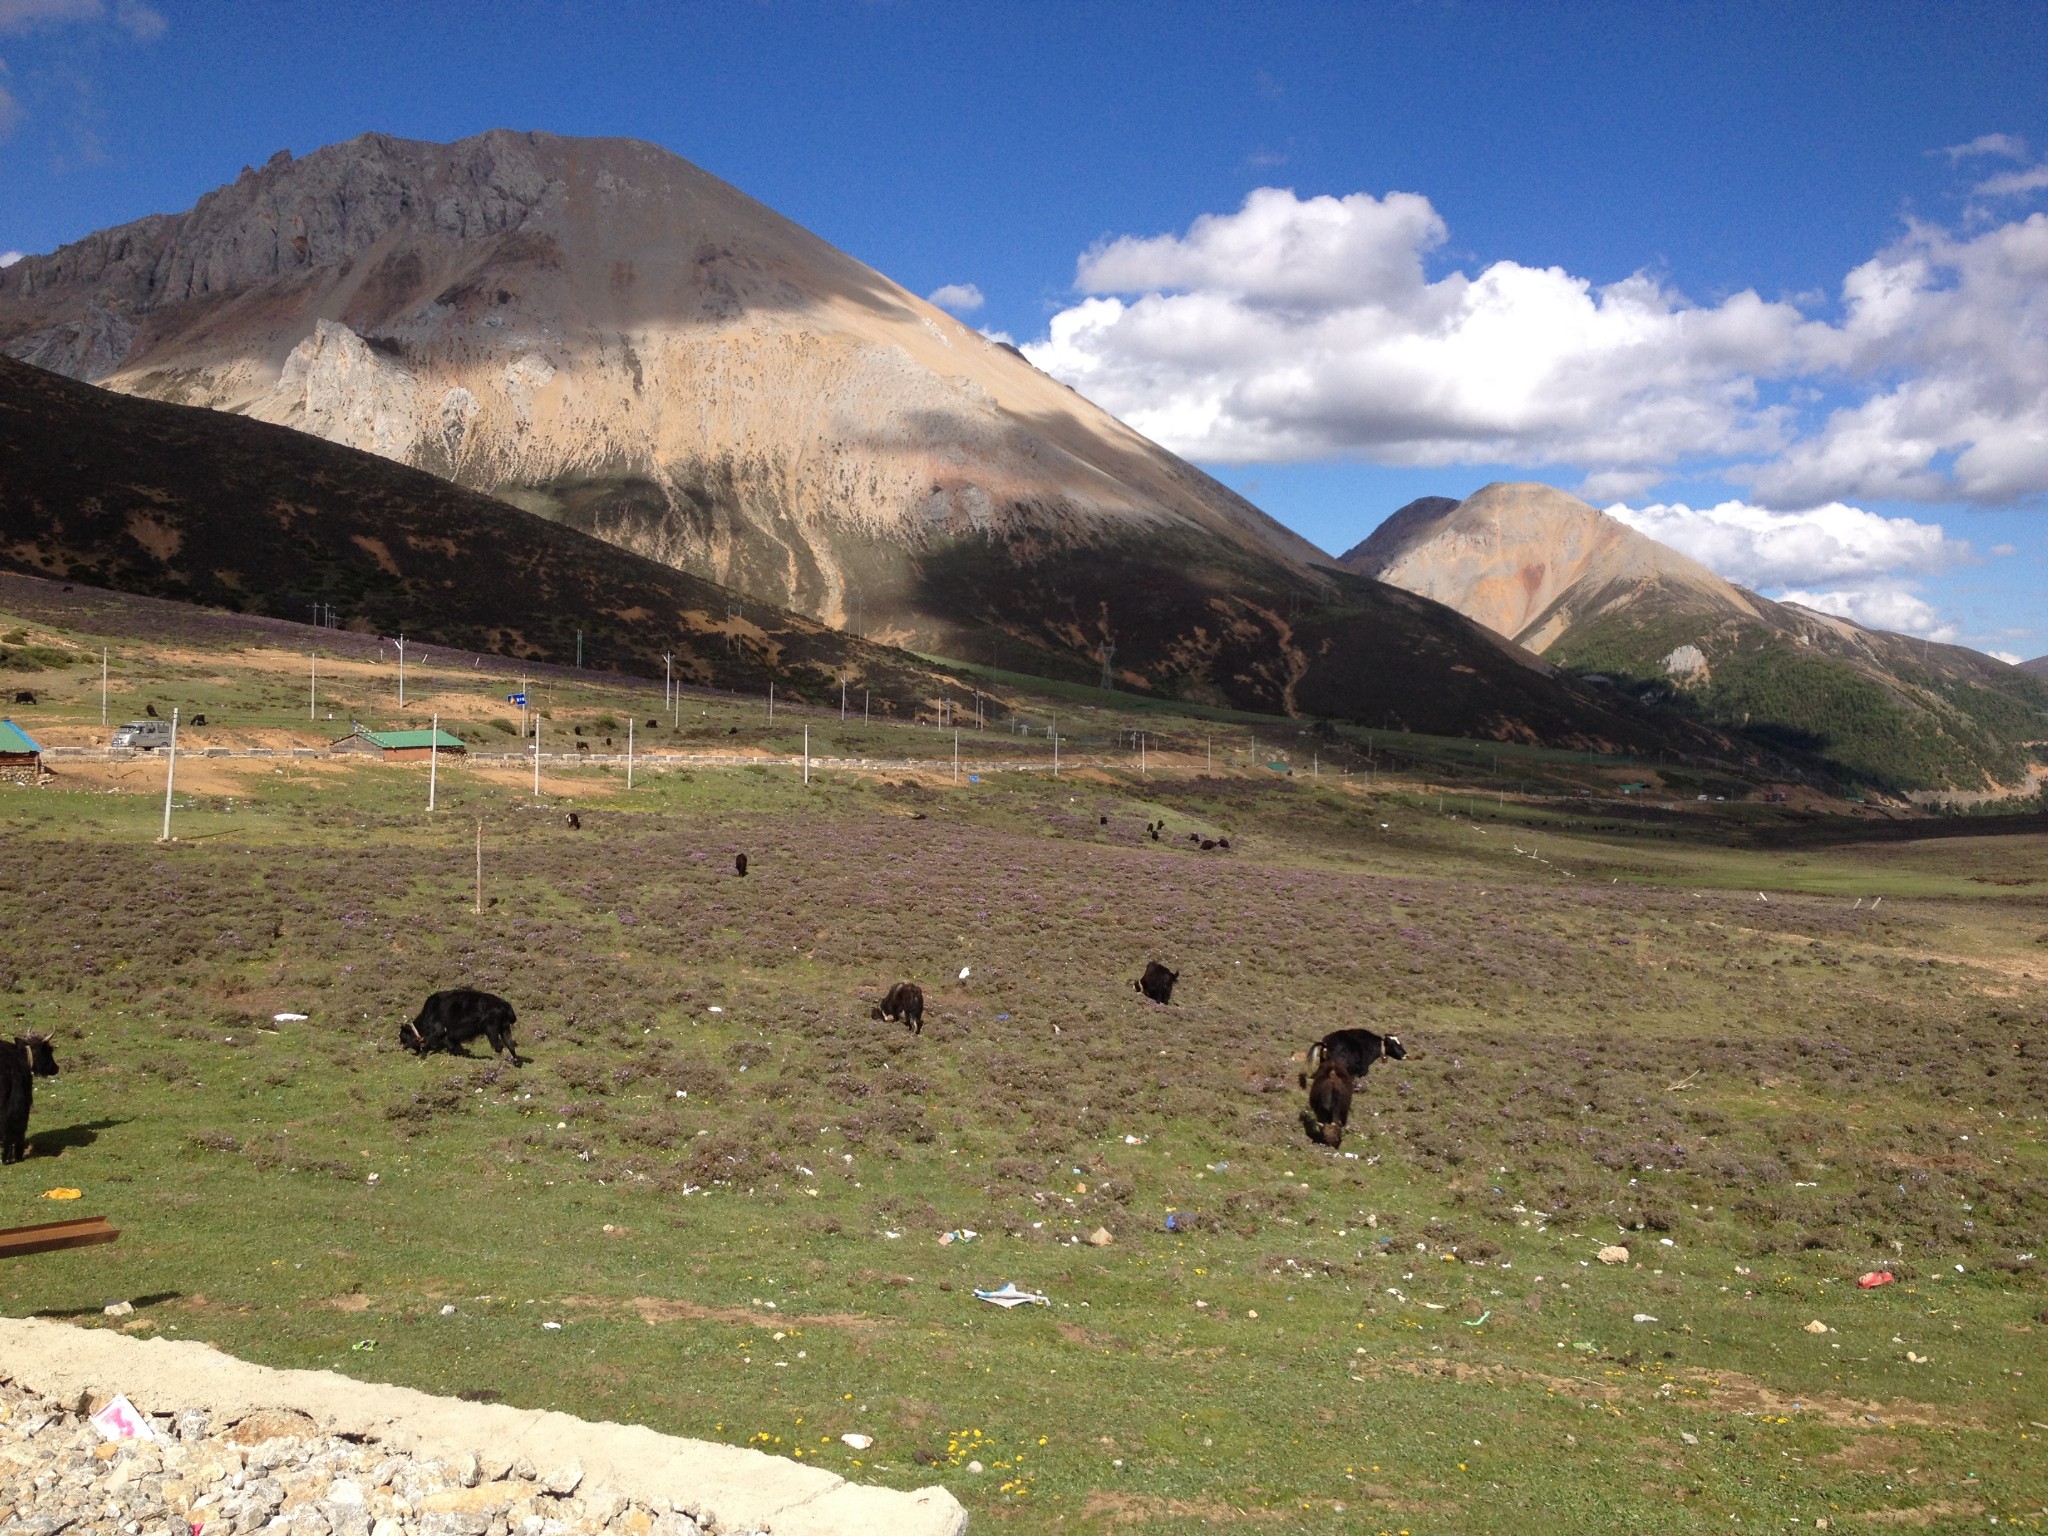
[309,654,317,720]
[803,724,811,786]
[100,648,108,727]
[427,712,438,812]
[396,634,406,708]
[474,820,483,914]
[532,712,542,798]
[626,715,634,790]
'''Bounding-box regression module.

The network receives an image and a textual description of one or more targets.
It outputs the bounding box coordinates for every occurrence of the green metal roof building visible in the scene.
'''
[329,724,467,759]
[0,720,43,761]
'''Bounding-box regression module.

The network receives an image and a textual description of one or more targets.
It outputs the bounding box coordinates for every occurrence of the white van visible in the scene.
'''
[110,719,174,750]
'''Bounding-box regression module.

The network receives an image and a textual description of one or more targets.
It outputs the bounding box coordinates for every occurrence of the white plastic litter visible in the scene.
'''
[840,1433,874,1450]
[90,1395,154,1441]
[1633,1313,1658,1323]
[273,1013,308,1022]
[974,1283,1049,1309]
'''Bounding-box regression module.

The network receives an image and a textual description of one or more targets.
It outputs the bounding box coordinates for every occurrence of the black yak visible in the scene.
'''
[1134,961,1178,1005]
[401,989,527,1065]
[0,1033,58,1164]
[872,981,926,1035]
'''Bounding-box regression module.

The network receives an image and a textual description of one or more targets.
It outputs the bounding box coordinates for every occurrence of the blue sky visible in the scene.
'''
[1,1,2043,656]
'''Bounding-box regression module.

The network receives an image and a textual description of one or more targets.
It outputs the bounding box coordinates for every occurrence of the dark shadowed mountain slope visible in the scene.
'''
[0,354,969,711]
[1342,482,2048,791]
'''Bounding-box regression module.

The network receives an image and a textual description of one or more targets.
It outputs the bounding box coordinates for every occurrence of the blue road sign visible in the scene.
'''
[508,693,528,706]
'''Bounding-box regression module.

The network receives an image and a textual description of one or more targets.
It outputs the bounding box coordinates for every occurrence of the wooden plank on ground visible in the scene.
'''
[0,1216,119,1259]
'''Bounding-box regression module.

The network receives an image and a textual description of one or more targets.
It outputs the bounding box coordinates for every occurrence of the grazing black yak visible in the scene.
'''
[0,1033,58,1164]
[1134,961,1178,1005]
[1297,1028,1405,1147]
[401,989,527,1065]
[735,852,749,877]
[872,981,926,1035]
[1301,1028,1406,1083]
[1301,1057,1355,1148]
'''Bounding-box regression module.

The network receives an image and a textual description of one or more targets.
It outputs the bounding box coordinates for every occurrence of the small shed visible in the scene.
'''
[0,719,44,781]
[329,724,467,761]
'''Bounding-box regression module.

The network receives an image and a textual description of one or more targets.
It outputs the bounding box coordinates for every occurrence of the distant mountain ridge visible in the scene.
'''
[1342,483,2048,792]
[0,131,1732,750]
[0,132,1326,678]
[2022,656,2048,679]
[1341,484,1760,653]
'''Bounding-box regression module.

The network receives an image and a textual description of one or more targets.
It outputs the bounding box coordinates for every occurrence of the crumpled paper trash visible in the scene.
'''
[973,1283,1049,1309]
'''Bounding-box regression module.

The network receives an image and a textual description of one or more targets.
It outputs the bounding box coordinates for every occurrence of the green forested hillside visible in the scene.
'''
[1553,604,2048,792]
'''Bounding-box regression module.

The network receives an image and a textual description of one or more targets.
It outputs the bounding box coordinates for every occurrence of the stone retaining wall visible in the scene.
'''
[0,1320,964,1536]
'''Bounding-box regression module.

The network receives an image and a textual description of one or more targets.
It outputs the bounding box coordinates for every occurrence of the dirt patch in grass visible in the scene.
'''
[1817,1436,1917,1472]
[1360,1355,1965,1431]
[561,1294,888,1334]
[1077,1491,1297,1525]
[1845,1500,1985,1525]
[1698,1370,1969,1430]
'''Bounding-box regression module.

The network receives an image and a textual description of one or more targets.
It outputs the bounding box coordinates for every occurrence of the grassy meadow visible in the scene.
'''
[1,606,2045,1534]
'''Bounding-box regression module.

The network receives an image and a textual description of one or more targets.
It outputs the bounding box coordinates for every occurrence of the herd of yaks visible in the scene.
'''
[395,951,1407,1153]
[1,845,1407,1171]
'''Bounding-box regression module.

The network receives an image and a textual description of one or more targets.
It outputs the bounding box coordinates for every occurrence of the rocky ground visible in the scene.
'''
[0,1387,718,1536]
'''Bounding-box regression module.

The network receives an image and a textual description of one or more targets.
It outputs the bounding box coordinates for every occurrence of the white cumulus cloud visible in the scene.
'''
[1989,650,2024,665]
[0,251,21,267]
[1941,132,2028,163]
[1026,186,1829,470]
[0,0,158,34]
[1775,585,1958,642]
[1974,163,2048,198]
[1748,214,2048,504]
[1606,498,1970,642]
[1604,499,1966,590]
[927,282,985,314]
[1024,186,2048,508]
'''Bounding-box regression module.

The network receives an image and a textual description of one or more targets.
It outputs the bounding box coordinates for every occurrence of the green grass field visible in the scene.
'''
[3,615,2045,1534]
